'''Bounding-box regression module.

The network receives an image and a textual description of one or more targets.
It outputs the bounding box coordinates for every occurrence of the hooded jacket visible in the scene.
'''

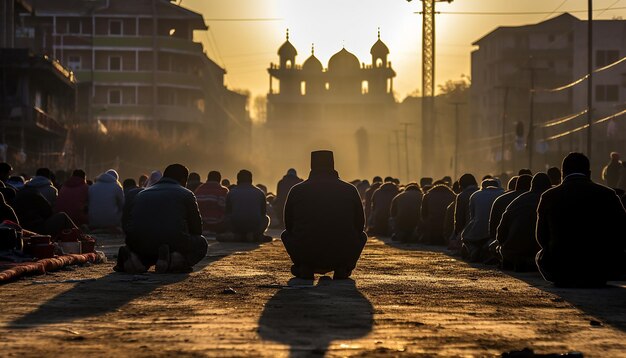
[25,176,58,206]
[88,172,124,228]
[496,174,551,264]
[461,185,504,242]
[421,185,456,245]
[54,175,89,225]
[390,187,423,232]
[369,182,399,235]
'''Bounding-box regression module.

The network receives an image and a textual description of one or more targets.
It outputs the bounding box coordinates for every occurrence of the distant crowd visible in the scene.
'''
[0,150,624,286]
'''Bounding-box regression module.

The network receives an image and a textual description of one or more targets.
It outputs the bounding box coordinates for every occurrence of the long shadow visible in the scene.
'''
[258,278,373,357]
[7,240,264,329]
[378,235,626,333]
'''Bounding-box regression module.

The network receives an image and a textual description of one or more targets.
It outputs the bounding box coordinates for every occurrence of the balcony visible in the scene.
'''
[93,104,204,123]
[74,70,204,88]
[92,36,204,54]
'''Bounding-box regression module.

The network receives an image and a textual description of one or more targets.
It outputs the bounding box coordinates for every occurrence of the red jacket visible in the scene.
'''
[54,176,89,225]
[194,181,228,227]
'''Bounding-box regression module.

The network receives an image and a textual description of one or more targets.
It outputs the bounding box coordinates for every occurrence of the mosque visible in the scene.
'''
[265,31,401,180]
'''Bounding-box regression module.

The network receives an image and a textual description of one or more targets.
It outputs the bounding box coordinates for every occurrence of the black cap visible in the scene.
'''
[311,150,334,170]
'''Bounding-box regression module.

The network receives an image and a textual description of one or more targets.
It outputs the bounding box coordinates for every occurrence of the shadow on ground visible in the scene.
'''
[7,240,264,329]
[377,235,626,334]
[258,278,373,357]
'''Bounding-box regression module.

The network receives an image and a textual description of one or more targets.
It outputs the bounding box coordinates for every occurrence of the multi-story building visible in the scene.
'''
[15,0,249,146]
[0,1,76,169]
[470,13,626,176]
[265,31,402,182]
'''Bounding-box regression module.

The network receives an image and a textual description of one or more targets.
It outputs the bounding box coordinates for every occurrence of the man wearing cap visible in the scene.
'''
[281,150,367,280]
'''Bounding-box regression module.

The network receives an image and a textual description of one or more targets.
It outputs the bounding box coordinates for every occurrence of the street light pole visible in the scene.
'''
[449,102,465,181]
[587,0,593,163]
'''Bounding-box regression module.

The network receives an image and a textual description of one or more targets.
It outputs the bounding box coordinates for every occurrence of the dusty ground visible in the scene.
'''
[0,231,625,357]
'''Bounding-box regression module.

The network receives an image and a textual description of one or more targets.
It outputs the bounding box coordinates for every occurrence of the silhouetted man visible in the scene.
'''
[602,152,622,189]
[224,170,270,241]
[275,168,303,228]
[420,182,456,245]
[389,183,422,242]
[195,171,229,233]
[368,177,398,236]
[536,153,626,287]
[281,150,367,280]
[118,164,208,274]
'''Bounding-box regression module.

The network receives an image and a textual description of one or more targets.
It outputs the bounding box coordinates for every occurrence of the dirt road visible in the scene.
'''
[1,233,625,357]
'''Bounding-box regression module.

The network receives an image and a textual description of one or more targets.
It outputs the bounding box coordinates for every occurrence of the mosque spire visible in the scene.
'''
[286,28,289,41]
[311,43,315,55]
[378,27,381,39]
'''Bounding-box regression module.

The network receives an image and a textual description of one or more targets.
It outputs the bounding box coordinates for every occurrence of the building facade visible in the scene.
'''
[15,0,249,142]
[470,13,626,176]
[265,32,401,181]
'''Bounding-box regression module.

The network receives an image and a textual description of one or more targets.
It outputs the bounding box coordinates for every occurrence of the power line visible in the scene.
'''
[428,6,626,15]
[203,18,283,22]
[541,109,588,128]
[533,55,626,93]
[543,108,626,141]
[542,0,569,20]
[596,0,622,16]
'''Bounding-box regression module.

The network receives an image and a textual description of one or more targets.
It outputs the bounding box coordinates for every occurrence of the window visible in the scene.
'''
[68,56,81,71]
[67,19,81,34]
[109,20,122,35]
[109,56,121,71]
[108,90,122,104]
[596,50,619,68]
[596,85,619,102]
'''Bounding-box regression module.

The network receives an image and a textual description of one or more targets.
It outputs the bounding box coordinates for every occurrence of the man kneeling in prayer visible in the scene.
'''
[115,164,208,273]
[281,150,367,280]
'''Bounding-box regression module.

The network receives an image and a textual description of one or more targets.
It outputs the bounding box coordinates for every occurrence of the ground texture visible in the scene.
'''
[0,232,625,357]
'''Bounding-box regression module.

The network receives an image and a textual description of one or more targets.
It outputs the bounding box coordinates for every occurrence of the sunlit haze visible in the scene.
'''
[184,0,626,112]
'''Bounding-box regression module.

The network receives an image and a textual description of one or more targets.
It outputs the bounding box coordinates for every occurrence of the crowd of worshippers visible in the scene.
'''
[0,150,624,285]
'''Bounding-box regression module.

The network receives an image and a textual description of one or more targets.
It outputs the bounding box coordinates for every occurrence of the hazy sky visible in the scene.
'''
[181,0,626,106]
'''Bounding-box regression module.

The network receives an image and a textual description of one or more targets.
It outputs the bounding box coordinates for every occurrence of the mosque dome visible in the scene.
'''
[370,38,389,56]
[303,54,323,72]
[278,39,297,57]
[303,44,323,72]
[328,48,360,72]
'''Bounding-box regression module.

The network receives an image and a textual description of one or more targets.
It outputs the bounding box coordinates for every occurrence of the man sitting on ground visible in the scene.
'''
[222,170,271,242]
[117,164,208,274]
[536,152,626,287]
[195,171,229,234]
[281,150,367,280]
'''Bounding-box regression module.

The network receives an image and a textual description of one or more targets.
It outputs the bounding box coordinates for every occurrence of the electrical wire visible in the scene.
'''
[544,108,626,141]
[540,109,587,128]
[542,0,569,20]
[533,55,626,93]
[430,7,626,15]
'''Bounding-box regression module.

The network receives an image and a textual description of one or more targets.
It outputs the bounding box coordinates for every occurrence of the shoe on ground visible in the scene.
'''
[168,252,192,273]
[123,251,147,274]
[113,246,130,272]
[155,244,170,274]
[260,234,273,243]
[333,268,352,280]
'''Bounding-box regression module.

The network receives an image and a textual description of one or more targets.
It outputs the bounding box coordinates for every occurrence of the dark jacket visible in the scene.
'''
[275,174,303,220]
[488,190,524,241]
[496,176,551,265]
[390,187,422,232]
[225,183,267,233]
[364,182,382,220]
[283,169,365,252]
[602,160,622,189]
[454,185,478,235]
[421,185,456,245]
[12,186,53,233]
[122,187,143,233]
[536,174,626,284]
[54,175,89,225]
[25,176,58,206]
[125,178,202,254]
[369,182,399,235]
[0,192,18,224]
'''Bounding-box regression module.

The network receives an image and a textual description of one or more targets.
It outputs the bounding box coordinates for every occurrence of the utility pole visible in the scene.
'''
[587,0,593,164]
[394,130,402,177]
[400,123,413,182]
[525,57,545,171]
[409,0,452,178]
[500,86,509,175]
[449,102,465,181]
